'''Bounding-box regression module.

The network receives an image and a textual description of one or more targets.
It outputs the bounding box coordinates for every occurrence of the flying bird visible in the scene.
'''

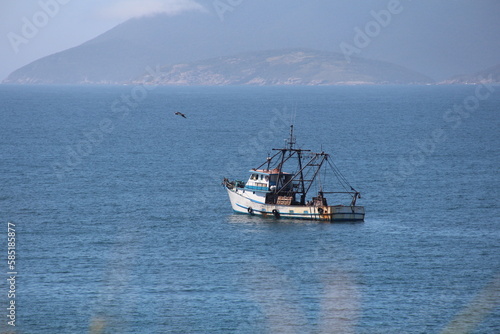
[174,112,187,118]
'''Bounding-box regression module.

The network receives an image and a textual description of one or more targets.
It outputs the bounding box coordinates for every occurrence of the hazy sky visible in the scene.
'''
[1,0,499,81]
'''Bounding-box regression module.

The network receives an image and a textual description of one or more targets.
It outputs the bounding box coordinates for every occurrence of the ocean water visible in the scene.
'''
[0,84,498,333]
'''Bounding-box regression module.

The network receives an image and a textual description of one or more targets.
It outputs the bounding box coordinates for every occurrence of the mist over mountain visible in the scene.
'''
[2,1,500,83]
[4,12,232,84]
[2,12,431,86]
[6,9,352,85]
[2,9,495,85]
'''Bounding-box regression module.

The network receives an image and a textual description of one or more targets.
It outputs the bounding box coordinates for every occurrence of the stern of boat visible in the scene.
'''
[329,205,365,222]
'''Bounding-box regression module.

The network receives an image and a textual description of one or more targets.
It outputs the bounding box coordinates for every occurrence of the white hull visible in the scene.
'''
[225,186,365,222]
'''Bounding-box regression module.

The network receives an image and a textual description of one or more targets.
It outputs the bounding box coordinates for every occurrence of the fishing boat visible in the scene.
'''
[223,126,365,221]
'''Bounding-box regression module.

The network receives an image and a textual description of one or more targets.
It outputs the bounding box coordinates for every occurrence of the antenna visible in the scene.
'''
[285,125,296,150]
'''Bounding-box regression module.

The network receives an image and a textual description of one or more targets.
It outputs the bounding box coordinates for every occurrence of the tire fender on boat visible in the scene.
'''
[247,207,254,215]
[272,209,280,218]
[318,207,324,214]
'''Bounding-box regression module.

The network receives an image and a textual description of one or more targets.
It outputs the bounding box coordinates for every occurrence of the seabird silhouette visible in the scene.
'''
[174,112,187,118]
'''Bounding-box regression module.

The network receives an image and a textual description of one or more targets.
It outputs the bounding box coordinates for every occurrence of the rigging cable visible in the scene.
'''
[326,158,356,192]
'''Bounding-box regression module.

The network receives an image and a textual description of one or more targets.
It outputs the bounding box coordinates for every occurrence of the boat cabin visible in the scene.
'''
[245,169,294,192]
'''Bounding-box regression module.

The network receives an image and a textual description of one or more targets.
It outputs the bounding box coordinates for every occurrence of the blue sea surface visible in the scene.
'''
[0,84,499,333]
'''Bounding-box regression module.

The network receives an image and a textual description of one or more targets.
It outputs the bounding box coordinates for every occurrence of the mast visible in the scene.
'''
[276,152,324,193]
[275,125,294,191]
[276,149,286,190]
[288,125,307,203]
[297,150,306,204]
[285,125,296,150]
[248,125,360,208]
